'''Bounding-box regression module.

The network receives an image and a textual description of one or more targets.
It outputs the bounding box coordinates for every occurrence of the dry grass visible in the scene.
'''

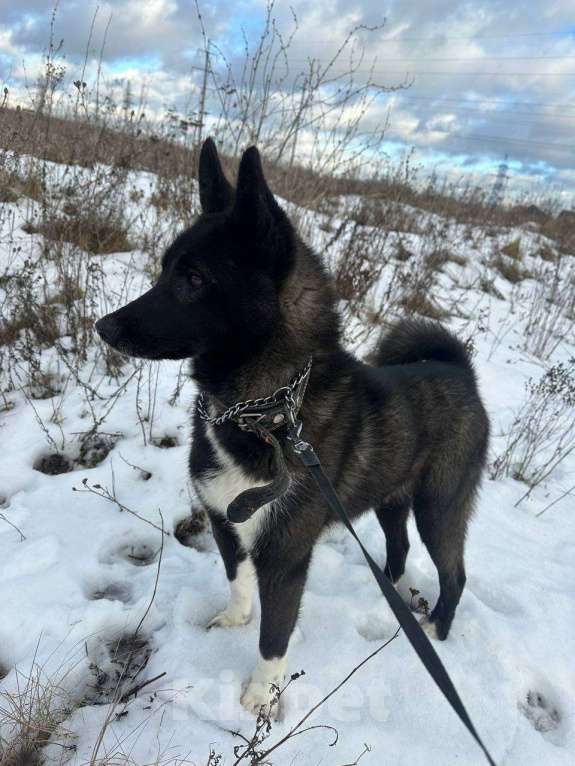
[479,276,505,299]
[448,252,468,266]
[510,204,549,226]
[395,240,413,262]
[538,245,557,262]
[0,318,22,348]
[501,239,522,261]
[0,167,44,204]
[0,107,370,210]
[0,107,197,181]
[426,248,452,271]
[0,304,60,348]
[490,360,575,489]
[490,254,531,283]
[2,107,573,229]
[45,281,84,305]
[23,214,133,255]
[399,289,450,320]
[0,181,19,205]
[540,214,575,254]
[0,663,72,766]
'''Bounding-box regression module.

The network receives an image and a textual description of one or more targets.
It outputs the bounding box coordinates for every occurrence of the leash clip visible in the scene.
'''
[286,411,313,455]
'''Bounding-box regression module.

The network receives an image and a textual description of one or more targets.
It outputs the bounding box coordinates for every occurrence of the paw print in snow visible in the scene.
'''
[519,690,561,733]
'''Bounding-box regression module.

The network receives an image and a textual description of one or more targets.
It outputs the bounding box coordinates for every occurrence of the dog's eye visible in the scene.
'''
[188,270,204,289]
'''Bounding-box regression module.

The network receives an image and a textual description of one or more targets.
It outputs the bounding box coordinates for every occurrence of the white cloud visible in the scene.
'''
[0,0,573,199]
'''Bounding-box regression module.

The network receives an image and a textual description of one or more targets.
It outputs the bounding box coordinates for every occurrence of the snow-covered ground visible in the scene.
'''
[0,159,574,766]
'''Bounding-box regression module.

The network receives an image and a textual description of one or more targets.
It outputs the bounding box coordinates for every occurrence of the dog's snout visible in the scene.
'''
[95,315,120,347]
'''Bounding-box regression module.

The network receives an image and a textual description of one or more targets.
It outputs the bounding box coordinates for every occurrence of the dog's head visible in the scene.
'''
[95,139,295,362]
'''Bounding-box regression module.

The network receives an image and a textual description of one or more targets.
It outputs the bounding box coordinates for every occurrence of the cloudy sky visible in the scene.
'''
[1,0,574,202]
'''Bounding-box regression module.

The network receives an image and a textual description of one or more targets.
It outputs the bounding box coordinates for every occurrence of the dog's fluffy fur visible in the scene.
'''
[96,139,490,716]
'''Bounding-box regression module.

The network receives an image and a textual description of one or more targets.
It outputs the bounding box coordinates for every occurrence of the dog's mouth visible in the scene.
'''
[113,342,165,361]
[95,317,195,361]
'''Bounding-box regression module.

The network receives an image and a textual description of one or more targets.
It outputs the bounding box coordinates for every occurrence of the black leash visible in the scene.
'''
[286,419,497,766]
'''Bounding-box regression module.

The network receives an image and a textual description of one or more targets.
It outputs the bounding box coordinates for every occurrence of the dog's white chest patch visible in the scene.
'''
[194,424,273,553]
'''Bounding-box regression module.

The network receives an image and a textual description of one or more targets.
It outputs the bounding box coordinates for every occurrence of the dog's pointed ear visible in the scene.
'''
[198,138,234,214]
[233,146,293,278]
[234,146,283,225]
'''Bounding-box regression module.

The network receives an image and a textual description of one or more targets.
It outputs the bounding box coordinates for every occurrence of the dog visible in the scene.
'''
[96,138,490,717]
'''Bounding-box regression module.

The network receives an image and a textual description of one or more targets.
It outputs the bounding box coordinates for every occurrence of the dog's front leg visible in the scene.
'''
[241,554,311,718]
[208,512,255,628]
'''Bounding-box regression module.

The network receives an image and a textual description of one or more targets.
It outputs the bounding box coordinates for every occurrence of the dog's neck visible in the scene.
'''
[192,245,342,407]
[192,336,313,407]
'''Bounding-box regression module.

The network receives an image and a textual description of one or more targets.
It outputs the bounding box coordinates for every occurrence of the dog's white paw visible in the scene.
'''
[240,679,280,719]
[240,655,286,719]
[207,608,251,629]
[419,615,439,639]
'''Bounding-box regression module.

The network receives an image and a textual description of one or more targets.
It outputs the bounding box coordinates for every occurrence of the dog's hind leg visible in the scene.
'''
[208,512,255,629]
[375,499,411,583]
[412,483,472,641]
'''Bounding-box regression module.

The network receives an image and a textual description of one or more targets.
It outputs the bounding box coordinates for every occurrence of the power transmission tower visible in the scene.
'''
[197,44,210,146]
[489,154,509,206]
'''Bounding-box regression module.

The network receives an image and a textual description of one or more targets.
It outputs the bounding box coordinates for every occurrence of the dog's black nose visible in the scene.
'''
[95,316,120,347]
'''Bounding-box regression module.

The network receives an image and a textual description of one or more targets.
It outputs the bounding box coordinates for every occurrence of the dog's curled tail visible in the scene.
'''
[375,319,473,372]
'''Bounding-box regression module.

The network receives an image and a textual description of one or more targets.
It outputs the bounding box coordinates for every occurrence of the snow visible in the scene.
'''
[0,159,574,766]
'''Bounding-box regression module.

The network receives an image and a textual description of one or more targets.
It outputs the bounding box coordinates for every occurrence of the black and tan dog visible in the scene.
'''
[96,139,489,716]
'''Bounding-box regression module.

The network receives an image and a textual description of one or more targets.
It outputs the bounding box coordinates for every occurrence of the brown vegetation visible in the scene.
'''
[2,107,574,240]
[24,213,133,255]
[490,254,530,283]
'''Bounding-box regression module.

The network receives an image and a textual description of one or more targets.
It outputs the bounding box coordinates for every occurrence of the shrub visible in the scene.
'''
[501,239,522,261]
[491,359,575,487]
[490,254,530,283]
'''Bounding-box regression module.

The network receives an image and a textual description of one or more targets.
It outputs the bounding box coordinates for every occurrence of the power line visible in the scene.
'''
[425,116,575,133]
[300,31,575,43]
[233,61,575,76]
[198,85,575,127]
[371,70,575,77]
[446,132,575,151]
[384,93,575,112]
[196,77,575,118]
[372,129,575,152]
[192,66,575,113]
[198,81,575,124]
[289,55,575,62]
[200,65,575,78]
[195,69,575,112]
[386,97,575,121]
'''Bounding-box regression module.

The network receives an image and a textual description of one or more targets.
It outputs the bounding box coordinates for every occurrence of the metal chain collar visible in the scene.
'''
[197,357,313,429]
